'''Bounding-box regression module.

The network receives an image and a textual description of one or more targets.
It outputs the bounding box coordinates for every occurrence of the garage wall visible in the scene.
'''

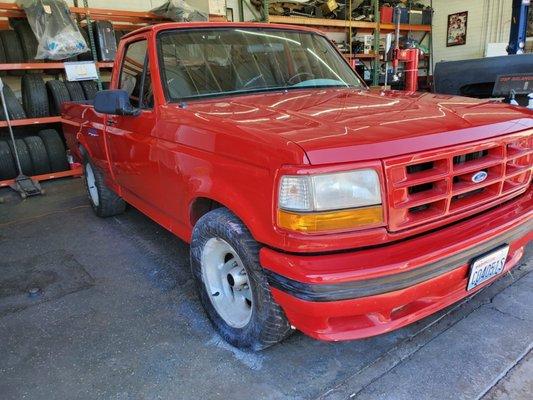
[430,0,513,67]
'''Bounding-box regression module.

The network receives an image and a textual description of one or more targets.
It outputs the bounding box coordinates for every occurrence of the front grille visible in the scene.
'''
[384,131,532,231]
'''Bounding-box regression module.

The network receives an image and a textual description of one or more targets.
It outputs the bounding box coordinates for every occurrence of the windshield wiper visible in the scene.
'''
[172,84,361,102]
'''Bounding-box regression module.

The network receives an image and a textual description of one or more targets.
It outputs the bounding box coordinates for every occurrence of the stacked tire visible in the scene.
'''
[21,76,100,119]
[0,83,26,120]
[0,130,69,179]
[0,29,25,76]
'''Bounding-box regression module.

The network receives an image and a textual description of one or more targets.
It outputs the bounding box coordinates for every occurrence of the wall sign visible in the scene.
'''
[447,11,468,47]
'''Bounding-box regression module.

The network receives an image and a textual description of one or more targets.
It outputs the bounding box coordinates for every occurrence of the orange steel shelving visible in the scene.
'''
[0,3,170,188]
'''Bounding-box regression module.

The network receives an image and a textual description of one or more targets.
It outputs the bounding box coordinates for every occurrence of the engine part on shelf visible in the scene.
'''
[0,140,16,179]
[38,129,69,172]
[92,20,117,62]
[380,5,393,23]
[80,80,99,100]
[46,79,71,116]
[392,6,409,24]
[0,84,27,120]
[0,30,25,75]
[321,0,339,16]
[21,74,49,117]
[23,135,50,174]
[64,81,86,102]
[151,0,208,22]
[408,8,423,25]
[10,18,38,61]
[17,0,89,60]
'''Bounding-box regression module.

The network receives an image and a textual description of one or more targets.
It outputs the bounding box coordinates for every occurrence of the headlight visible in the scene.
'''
[278,169,383,233]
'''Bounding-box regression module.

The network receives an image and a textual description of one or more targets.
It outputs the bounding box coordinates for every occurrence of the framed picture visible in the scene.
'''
[447,11,468,47]
[226,7,234,22]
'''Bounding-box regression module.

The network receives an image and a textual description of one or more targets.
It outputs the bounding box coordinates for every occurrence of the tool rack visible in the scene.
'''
[260,0,432,86]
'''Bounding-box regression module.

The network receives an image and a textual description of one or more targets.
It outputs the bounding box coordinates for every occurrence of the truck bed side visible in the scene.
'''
[62,101,110,174]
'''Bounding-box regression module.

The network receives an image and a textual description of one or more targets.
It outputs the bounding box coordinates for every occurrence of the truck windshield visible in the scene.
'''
[158,28,364,101]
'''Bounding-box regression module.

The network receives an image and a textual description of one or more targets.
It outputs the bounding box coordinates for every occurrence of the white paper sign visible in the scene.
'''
[64,61,99,81]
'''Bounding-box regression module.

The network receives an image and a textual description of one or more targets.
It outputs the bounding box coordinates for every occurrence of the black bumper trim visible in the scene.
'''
[265,222,532,302]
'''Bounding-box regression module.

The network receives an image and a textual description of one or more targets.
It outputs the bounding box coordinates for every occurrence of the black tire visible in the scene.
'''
[0,30,25,75]
[46,80,71,116]
[82,155,126,217]
[64,81,86,102]
[77,28,93,61]
[7,138,33,175]
[0,140,16,179]
[0,84,27,120]
[22,74,49,117]
[38,129,69,172]
[80,80,99,100]
[23,136,51,175]
[12,20,38,62]
[190,208,292,351]
[0,35,6,76]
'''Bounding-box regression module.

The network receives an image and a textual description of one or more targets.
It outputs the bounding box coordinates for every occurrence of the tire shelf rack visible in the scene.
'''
[0,3,169,188]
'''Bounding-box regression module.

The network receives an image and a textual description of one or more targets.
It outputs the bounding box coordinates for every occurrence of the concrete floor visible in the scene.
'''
[0,178,531,400]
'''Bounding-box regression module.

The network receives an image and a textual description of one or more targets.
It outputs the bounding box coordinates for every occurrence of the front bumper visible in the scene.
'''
[260,189,532,341]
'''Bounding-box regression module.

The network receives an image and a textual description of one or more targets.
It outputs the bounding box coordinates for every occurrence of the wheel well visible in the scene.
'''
[190,197,224,226]
[78,144,88,161]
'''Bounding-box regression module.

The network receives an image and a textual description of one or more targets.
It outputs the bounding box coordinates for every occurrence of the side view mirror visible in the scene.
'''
[94,89,140,116]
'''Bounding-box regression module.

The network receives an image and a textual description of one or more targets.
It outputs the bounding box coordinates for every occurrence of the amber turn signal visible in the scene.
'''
[277,206,383,233]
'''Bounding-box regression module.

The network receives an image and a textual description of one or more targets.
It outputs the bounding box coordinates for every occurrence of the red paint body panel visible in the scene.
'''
[271,240,528,341]
[61,22,533,342]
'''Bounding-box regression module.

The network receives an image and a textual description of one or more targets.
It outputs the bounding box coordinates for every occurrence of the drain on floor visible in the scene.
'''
[0,250,94,316]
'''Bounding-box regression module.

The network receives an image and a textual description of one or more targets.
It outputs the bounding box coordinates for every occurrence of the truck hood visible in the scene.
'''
[183,88,533,165]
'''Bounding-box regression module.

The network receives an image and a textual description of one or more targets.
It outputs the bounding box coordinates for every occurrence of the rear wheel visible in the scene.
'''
[83,156,125,217]
[190,208,292,351]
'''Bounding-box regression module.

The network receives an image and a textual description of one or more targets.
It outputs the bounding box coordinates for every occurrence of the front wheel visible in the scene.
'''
[190,208,292,351]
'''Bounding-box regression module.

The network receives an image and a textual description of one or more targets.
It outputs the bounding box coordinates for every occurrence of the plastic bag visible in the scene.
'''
[16,0,89,60]
[151,0,209,22]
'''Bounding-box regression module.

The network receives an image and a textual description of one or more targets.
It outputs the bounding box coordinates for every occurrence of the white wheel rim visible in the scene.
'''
[85,163,99,207]
[201,238,253,328]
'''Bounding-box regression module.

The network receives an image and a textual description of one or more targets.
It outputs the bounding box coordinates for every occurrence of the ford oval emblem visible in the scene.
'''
[471,171,488,183]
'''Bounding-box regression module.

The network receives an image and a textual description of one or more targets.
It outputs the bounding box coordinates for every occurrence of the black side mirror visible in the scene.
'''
[94,89,140,116]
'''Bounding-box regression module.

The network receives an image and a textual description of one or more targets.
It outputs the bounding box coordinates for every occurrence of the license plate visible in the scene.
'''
[467,245,509,291]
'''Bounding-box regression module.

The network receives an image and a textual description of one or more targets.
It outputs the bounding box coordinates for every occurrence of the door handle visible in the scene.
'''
[106,117,117,126]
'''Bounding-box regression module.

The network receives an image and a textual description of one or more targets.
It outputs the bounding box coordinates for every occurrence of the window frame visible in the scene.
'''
[118,38,153,110]
[156,27,367,103]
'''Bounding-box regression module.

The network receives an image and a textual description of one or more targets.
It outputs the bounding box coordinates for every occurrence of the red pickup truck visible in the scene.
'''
[62,22,533,351]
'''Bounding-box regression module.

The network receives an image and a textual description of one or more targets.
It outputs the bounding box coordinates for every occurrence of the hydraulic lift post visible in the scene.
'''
[508,0,530,54]
[391,6,420,92]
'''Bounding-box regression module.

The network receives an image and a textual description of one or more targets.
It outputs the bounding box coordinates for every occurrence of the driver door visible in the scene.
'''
[105,37,162,209]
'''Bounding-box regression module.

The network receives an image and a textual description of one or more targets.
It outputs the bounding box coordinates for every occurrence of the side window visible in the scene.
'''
[119,40,153,109]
